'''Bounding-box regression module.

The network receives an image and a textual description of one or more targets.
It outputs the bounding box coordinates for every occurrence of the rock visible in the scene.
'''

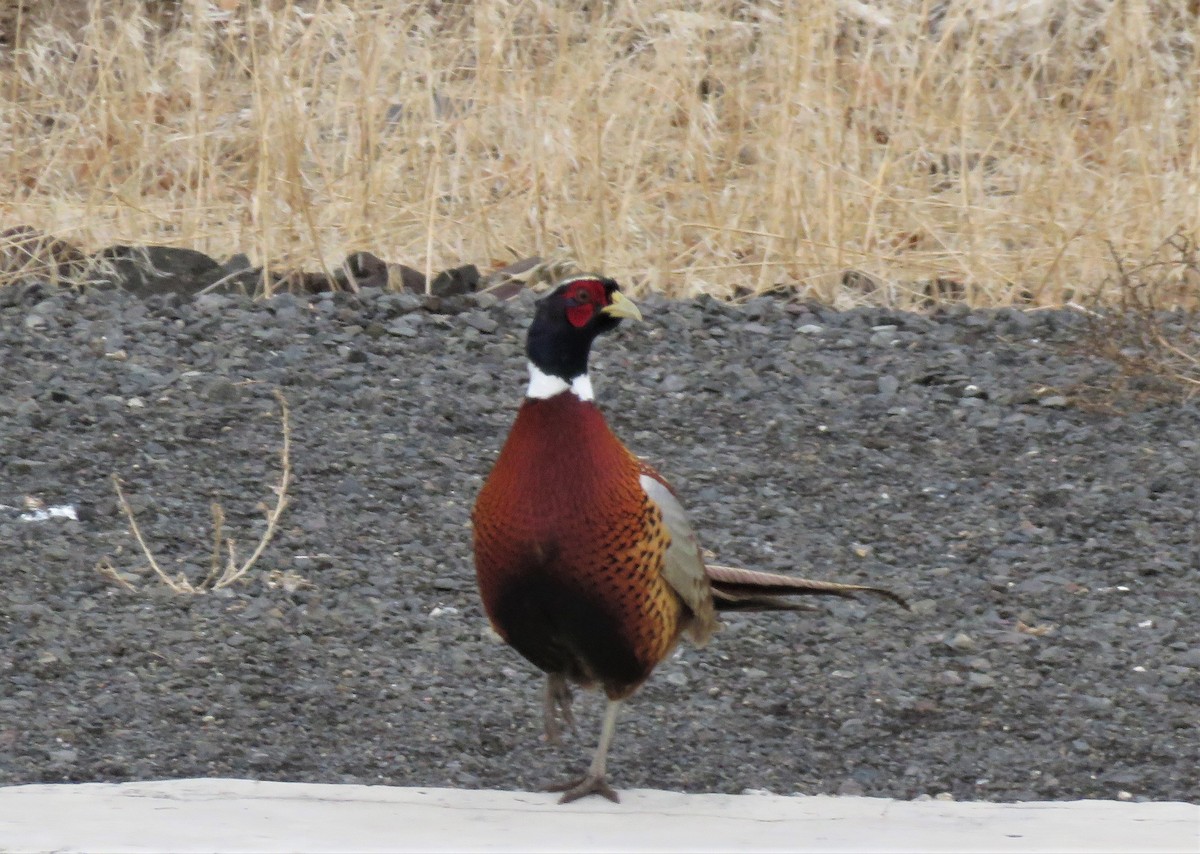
[481,256,543,299]
[464,313,498,334]
[93,245,225,298]
[214,253,258,295]
[1176,649,1200,668]
[342,252,390,291]
[269,268,346,295]
[386,319,419,337]
[430,264,480,297]
[662,374,688,393]
[946,632,976,652]
[395,265,427,292]
[194,293,232,313]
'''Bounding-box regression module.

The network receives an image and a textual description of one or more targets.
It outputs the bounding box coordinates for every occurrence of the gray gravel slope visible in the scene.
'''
[1,282,1197,804]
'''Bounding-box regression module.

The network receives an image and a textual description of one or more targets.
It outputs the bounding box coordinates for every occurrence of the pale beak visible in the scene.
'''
[600,291,643,322]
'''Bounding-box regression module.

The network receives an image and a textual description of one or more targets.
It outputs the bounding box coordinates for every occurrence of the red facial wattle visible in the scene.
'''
[566,302,595,327]
[563,279,609,328]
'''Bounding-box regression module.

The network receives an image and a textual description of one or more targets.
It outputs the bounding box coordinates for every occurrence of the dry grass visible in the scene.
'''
[96,390,294,594]
[1067,233,1200,408]
[2,0,1198,305]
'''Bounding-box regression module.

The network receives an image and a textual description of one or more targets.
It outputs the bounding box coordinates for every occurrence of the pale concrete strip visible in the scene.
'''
[0,780,1196,854]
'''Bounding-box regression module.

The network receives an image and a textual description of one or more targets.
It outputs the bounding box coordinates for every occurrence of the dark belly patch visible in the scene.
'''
[491,573,648,695]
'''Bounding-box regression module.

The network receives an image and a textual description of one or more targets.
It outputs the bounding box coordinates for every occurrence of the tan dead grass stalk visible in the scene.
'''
[1067,233,1200,409]
[96,390,293,593]
[1,1,1198,306]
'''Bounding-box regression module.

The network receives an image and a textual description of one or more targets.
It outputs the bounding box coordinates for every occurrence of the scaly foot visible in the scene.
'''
[547,772,619,804]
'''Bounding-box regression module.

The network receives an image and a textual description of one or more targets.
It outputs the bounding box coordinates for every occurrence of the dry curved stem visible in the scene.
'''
[95,557,136,592]
[1150,330,1200,386]
[204,390,292,590]
[111,474,195,594]
[103,390,294,594]
[198,502,226,590]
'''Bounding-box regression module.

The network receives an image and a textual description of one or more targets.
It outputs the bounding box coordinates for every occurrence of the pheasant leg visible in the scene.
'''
[547,699,622,804]
[542,674,576,744]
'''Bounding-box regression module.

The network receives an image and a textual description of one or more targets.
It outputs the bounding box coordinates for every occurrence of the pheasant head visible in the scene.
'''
[525,275,642,400]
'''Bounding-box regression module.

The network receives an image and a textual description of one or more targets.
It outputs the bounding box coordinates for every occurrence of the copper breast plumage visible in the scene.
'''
[472,392,685,697]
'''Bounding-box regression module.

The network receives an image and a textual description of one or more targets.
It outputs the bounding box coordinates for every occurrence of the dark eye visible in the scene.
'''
[574,289,591,303]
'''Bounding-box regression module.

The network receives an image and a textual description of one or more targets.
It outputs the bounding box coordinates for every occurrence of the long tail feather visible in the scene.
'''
[709,590,821,612]
[705,564,910,611]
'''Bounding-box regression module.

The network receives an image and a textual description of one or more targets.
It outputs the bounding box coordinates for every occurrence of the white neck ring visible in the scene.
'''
[526,362,594,401]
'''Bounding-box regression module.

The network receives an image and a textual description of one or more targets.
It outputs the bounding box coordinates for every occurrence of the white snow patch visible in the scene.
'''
[2,502,79,523]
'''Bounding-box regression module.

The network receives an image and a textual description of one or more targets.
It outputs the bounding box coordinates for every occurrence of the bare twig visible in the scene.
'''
[1075,232,1200,407]
[101,391,295,594]
[1152,330,1200,375]
[198,501,226,591]
[111,474,194,594]
[95,558,136,592]
[213,390,292,589]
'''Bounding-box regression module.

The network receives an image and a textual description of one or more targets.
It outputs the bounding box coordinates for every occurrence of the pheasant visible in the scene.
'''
[472,275,908,804]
